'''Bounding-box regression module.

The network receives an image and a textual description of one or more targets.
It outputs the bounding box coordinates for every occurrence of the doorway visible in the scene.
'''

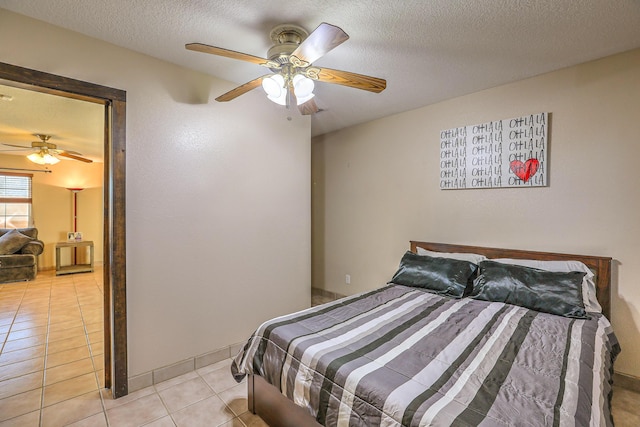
[0,62,128,397]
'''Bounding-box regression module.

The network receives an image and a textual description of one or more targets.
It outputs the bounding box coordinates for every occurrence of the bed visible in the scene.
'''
[232,242,620,426]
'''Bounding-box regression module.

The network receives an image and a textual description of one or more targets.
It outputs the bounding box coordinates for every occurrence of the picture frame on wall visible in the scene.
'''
[439,112,548,189]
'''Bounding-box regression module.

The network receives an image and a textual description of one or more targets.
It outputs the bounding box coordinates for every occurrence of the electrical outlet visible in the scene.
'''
[345,274,351,284]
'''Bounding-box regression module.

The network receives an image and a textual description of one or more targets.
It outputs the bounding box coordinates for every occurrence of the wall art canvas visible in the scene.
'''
[439,112,548,189]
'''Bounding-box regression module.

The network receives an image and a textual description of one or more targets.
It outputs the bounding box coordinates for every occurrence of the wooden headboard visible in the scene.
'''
[410,241,612,319]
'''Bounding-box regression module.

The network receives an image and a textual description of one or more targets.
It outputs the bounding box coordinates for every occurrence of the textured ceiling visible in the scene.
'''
[1,0,640,141]
[0,84,104,162]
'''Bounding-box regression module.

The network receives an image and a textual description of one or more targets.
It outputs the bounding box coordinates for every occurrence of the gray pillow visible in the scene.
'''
[390,251,478,298]
[0,229,34,255]
[470,261,588,318]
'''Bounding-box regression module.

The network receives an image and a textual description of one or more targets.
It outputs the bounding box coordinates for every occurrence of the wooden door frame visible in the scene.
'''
[0,62,129,398]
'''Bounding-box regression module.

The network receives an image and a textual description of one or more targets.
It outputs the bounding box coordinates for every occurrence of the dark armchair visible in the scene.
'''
[0,228,45,283]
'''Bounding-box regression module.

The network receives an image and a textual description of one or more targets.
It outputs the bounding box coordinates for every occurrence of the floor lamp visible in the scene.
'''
[67,187,84,262]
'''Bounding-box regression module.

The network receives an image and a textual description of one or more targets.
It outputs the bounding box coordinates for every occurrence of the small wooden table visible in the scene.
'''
[55,241,94,276]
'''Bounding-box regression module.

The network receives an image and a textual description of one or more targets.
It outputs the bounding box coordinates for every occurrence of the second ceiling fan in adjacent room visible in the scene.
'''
[1,134,93,165]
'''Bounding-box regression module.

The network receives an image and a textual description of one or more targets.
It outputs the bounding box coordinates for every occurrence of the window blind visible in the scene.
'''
[0,173,33,203]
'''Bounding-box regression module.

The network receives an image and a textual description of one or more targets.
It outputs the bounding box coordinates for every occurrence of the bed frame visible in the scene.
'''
[248,241,612,426]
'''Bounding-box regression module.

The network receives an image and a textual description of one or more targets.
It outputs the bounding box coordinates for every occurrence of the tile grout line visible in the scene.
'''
[77,274,111,427]
[152,382,177,427]
[0,282,34,425]
[0,283,27,354]
[39,275,53,427]
[202,366,250,427]
[147,363,249,427]
[47,274,108,426]
[0,273,106,426]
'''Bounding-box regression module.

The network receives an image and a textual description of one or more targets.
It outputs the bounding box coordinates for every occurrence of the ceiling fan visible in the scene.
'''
[1,134,93,165]
[186,22,386,115]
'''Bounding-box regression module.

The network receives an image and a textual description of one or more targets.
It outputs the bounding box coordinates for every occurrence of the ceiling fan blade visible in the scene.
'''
[2,143,32,149]
[314,67,386,93]
[215,76,267,102]
[59,148,84,156]
[291,23,349,65]
[298,98,319,115]
[186,43,269,66]
[58,151,93,163]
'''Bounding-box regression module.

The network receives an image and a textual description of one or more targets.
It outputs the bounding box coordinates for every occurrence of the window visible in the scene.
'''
[0,173,33,228]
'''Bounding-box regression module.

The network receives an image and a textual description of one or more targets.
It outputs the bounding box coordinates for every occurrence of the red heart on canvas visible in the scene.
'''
[509,158,539,182]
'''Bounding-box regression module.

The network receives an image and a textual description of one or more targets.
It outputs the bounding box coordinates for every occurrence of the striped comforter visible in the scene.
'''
[232,284,620,426]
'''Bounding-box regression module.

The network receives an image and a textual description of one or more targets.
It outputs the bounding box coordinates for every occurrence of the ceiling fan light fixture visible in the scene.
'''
[262,74,285,98]
[293,74,314,99]
[263,74,290,106]
[27,149,60,165]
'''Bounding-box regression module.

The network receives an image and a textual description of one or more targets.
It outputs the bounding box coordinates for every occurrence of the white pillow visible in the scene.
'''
[490,258,602,313]
[416,247,487,265]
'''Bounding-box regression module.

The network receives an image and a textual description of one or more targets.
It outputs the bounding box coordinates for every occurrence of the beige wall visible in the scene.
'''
[1,9,311,377]
[0,154,104,269]
[312,49,640,378]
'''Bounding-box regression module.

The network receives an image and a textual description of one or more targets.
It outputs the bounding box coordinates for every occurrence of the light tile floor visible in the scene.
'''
[0,268,267,427]
[1,272,638,426]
